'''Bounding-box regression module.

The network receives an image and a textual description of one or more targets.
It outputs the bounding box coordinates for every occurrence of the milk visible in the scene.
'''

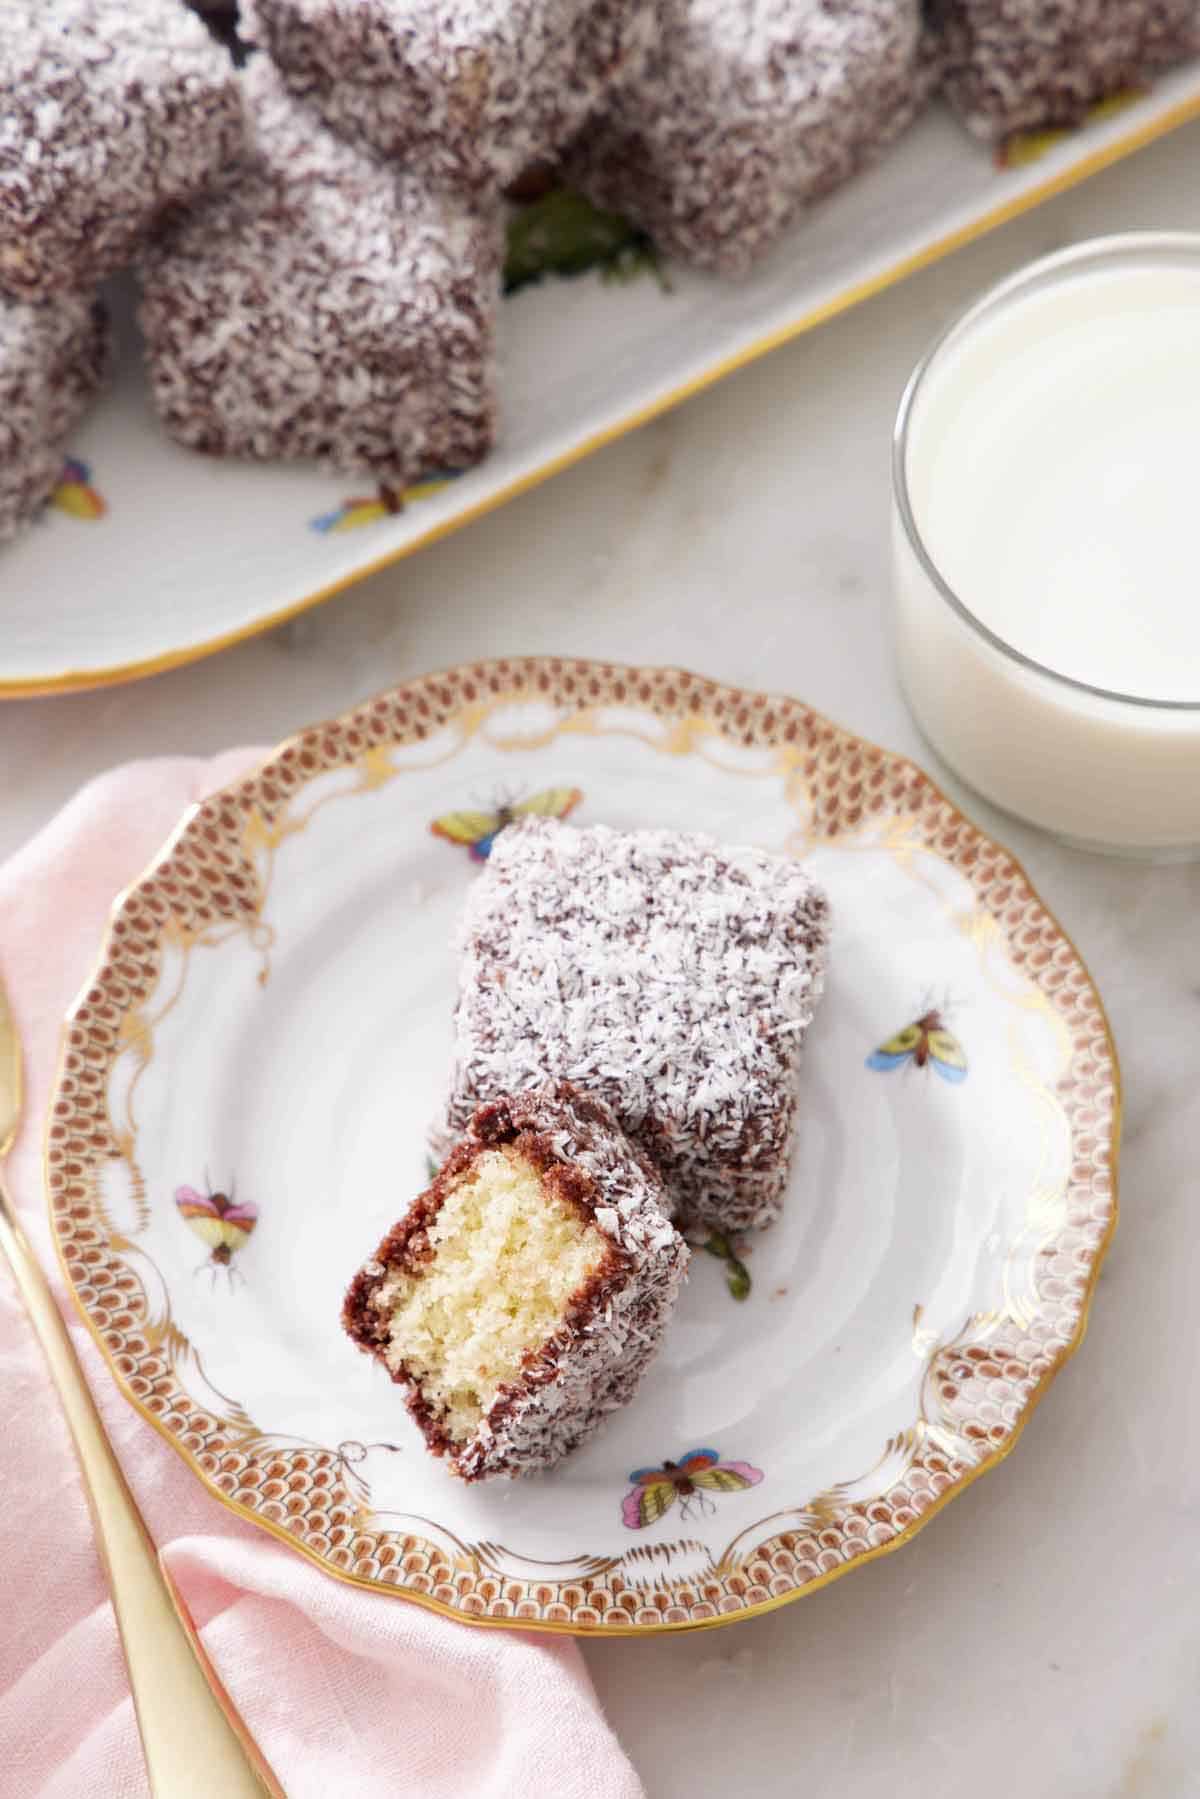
[893,235,1200,855]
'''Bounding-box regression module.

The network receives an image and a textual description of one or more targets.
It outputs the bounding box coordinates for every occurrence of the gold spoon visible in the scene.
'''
[0,970,277,1798]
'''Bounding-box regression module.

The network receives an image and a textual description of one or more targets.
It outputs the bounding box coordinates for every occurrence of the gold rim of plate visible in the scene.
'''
[8,90,1200,700]
[45,659,1121,1635]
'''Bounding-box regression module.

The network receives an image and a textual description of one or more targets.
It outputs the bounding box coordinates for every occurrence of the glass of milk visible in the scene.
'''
[892,233,1200,858]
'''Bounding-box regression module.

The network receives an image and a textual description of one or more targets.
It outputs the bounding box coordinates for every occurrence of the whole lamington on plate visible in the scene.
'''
[343,1082,688,1481]
[437,817,831,1234]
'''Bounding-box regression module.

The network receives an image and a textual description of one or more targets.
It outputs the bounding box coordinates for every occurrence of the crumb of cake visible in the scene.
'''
[242,0,659,191]
[0,293,111,543]
[929,0,1200,142]
[566,0,930,277]
[437,817,830,1234]
[0,0,242,300]
[373,1147,611,1441]
[137,59,502,483]
[344,1082,687,1480]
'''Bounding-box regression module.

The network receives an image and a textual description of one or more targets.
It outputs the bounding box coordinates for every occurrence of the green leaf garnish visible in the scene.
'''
[699,1230,752,1302]
[504,187,664,294]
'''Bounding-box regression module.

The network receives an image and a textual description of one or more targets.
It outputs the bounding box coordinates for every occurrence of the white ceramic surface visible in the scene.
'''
[6,114,1200,1796]
[2,74,1200,696]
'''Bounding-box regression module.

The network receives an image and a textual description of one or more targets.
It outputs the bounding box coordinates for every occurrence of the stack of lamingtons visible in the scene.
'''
[344,818,832,1481]
[3,0,1196,541]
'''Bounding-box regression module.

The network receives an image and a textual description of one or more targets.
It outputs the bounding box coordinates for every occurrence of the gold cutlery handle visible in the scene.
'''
[0,1182,276,1798]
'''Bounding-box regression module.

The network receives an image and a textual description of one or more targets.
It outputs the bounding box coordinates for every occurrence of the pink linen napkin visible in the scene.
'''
[0,753,643,1799]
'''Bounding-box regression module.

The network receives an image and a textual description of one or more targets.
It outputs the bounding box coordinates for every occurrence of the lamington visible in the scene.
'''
[566,0,926,276]
[241,0,659,191]
[0,293,110,542]
[0,0,243,300]
[929,0,1200,143]
[344,1083,687,1481]
[438,818,831,1234]
[137,59,502,483]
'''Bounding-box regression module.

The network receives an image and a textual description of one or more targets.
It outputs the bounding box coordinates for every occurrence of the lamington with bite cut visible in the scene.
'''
[343,1082,687,1481]
[438,818,831,1234]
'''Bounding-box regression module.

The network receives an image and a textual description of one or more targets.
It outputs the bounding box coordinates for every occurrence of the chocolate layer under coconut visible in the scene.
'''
[929,0,1200,143]
[344,1083,687,1481]
[565,0,927,277]
[0,293,110,543]
[242,0,659,191]
[438,818,831,1234]
[137,59,502,484]
[0,0,243,301]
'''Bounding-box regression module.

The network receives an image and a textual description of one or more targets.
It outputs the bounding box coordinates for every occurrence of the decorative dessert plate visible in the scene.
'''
[48,661,1119,1634]
[5,75,1200,697]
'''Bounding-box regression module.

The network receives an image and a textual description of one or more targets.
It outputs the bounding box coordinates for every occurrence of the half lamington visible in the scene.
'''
[343,1082,687,1481]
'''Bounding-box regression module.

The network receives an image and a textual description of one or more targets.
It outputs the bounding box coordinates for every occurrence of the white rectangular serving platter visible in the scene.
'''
[4,72,1200,697]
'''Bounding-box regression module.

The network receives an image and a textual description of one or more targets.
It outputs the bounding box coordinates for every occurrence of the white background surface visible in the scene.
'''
[2,119,1199,1799]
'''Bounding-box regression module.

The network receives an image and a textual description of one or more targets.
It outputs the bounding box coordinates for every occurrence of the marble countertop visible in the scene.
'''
[4,119,1199,1799]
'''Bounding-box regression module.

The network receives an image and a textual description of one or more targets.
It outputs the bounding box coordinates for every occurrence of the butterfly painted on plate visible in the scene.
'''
[430,787,583,861]
[310,472,458,534]
[310,485,404,534]
[175,1179,258,1284]
[621,1448,764,1529]
[866,1009,967,1084]
[50,456,106,520]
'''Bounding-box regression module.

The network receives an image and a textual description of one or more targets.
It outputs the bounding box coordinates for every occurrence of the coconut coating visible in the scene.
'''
[0,0,243,301]
[241,0,659,190]
[930,0,1200,142]
[566,0,927,277]
[345,1082,688,1481]
[0,293,110,543]
[438,818,831,1235]
[137,60,502,483]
